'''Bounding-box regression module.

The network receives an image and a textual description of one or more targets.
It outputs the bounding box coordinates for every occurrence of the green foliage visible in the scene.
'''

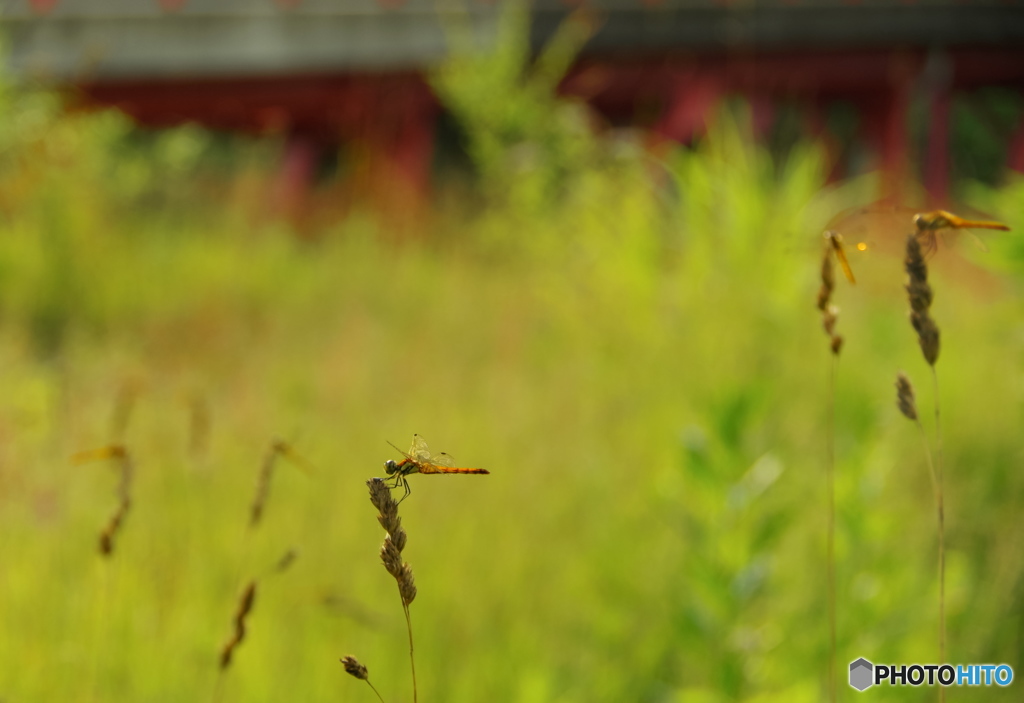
[432,0,600,214]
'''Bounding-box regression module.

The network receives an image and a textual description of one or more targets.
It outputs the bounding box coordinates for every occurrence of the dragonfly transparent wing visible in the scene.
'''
[409,434,432,463]
[430,452,457,468]
[957,229,989,253]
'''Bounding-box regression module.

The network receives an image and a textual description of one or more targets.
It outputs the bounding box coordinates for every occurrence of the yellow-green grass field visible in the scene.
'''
[1,57,1024,703]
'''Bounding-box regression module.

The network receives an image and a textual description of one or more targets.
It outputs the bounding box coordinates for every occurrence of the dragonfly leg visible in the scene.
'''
[395,477,411,504]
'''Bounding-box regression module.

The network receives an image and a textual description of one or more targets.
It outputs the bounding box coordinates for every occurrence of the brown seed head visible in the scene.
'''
[895,372,918,421]
[906,279,934,313]
[904,235,941,366]
[817,241,835,312]
[380,537,404,579]
[822,306,838,336]
[367,477,416,608]
[219,581,258,670]
[340,656,369,680]
[910,311,941,366]
[398,564,418,606]
[830,335,844,355]
[904,234,929,282]
[389,526,407,553]
[368,478,402,535]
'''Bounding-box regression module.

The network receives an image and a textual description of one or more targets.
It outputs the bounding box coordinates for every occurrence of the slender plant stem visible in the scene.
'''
[931,366,946,703]
[211,671,226,703]
[826,355,837,703]
[400,596,418,703]
[913,377,943,703]
[88,558,111,703]
[366,680,386,703]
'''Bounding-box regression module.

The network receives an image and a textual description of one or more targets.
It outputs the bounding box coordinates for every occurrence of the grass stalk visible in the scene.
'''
[402,599,418,703]
[818,231,849,703]
[367,478,419,703]
[932,367,946,703]
[826,356,837,703]
[903,232,946,700]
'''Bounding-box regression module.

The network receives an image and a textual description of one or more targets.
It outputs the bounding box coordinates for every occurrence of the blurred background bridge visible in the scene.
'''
[4,0,1024,206]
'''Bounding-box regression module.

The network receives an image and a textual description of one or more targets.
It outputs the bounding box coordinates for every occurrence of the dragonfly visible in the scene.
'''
[384,434,489,503]
[823,230,858,284]
[912,210,1010,255]
[827,204,1010,259]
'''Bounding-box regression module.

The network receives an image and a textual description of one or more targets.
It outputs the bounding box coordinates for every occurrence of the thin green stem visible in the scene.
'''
[931,366,946,703]
[366,679,386,703]
[401,595,418,703]
[826,355,837,703]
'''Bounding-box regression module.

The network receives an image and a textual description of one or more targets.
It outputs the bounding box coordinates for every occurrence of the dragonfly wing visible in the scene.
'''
[414,451,457,472]
[825,203,911,254]
[430,452,457,467]
[409,434,432,463]
[962,229,989,253]
[278,443,317,476]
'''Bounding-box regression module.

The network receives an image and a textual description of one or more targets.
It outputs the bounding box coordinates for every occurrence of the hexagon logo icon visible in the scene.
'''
[850,658,873,691]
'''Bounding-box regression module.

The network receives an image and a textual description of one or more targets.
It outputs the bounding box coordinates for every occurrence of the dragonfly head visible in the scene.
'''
[384,459,399,476]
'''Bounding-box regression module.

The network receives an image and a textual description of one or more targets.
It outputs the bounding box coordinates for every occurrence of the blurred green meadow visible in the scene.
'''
[2,14,1024,703]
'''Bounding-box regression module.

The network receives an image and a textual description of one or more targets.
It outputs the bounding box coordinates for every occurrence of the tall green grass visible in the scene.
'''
[0,17,1022,703]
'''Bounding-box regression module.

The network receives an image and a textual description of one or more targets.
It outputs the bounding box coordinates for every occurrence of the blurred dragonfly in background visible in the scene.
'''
[826,204,1011,259]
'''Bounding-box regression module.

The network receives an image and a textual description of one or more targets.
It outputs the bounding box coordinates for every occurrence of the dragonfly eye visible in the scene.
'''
[384,459,397,475]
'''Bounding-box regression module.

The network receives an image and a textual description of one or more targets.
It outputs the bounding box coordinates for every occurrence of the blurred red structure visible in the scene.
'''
[9,0,1024,210]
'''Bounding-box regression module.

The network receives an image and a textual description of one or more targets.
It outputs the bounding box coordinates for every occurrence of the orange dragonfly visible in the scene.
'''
[384,434,489,502]
[827,204,1010,258]
[912,210,1010,255]
[823,230,857,284]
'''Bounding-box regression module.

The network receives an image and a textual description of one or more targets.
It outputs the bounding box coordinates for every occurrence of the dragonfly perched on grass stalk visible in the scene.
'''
[384,435,488,503]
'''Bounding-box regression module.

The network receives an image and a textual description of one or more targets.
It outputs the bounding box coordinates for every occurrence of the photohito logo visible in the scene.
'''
[849,658,1014,691]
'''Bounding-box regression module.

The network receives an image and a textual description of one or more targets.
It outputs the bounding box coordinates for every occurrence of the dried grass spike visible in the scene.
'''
[340,656,386,702]
[219,581,257,669]
[817,239,835,312]
[398,564,418,607]
[273,548,298,574]
[74,445,133,557]
[381,538,404,579]
[895,372,918,421]
[911,311,941,366]
[340,656,369,680]
[249,440,282,527]
[904,235,941,366]
[366,476,418,702]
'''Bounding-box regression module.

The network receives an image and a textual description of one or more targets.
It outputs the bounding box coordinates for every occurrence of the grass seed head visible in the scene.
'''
[340,656,369,680]
[381,538,404,578]
[830,334,844,355]
[817,234,845,356]
[817,240,835,312]
[904,234,941,366]
[366,478,417,606]
[895,372,918,421]
[398,564,418,606]
[219,580,258,669]
[910,310,941,366]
